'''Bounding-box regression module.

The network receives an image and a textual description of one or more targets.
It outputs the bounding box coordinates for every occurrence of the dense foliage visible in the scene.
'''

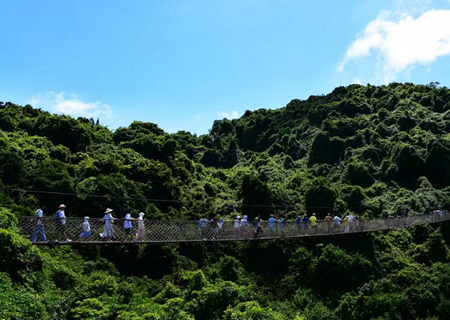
[2,82,450,319]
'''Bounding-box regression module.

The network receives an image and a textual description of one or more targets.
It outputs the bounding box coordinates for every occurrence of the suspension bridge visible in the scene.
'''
[18,212,450,245]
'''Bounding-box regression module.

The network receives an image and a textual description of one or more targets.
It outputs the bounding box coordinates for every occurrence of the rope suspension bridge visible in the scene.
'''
[18,212,450,245]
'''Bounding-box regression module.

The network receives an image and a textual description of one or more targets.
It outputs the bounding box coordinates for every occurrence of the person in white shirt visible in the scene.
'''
[136,212,145,241]
[54,204,71,242]
[100,208,115,241]
[348,214,355,232]
[123,209,135,241]
[234,216,241,238]
[333,215,341,232]
[80,217,91,240]
[241,215,249,238]
[32,205,48,242]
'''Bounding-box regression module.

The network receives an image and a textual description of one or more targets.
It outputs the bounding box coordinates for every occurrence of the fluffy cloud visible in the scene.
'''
[217,111,239,119]
[339,9,450,82]
[29,92,113,119]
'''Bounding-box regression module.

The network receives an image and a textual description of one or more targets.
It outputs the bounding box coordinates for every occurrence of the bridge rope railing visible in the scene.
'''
[17,212,450,245]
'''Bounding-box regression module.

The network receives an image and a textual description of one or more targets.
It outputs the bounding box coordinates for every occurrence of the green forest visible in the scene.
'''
[2,82,450,319]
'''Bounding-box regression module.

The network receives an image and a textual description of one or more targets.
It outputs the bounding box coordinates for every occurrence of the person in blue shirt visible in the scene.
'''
[302,214,309,230]
[32,205,48,242]
[295,215,302,233]
[123,209,135,241]
[80,217,91,240]
[241,215,249,227]
[268,214,276,233]
[198,217,207,228]
[198,216,208,239]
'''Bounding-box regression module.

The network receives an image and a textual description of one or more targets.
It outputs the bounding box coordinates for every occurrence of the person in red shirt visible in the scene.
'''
[325,213,333,234]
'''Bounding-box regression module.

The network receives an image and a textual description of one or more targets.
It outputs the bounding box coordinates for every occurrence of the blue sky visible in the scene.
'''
[1,0,450,134]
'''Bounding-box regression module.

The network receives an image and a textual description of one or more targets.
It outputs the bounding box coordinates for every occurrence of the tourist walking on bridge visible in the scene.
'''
[241,215,248,227]
[295,215,302,233]
[241,215,250,238]
[209,217,218,240]
[101,208,115,241]
[234,216,241,238]
[325,213,333,234]
[302,214,309,231]
[31,205,48,242]
[334,214,341,232]
[218,218,224,230]
[268,214,276,233]
[123,209,135,241]
[253,215,262,238]
[309,213,318,234]
[136,212,145,241]
[80,217,91,240]
[198,216,208,239]
[53,204,71,242]
[344,216,350,233]
[348,214,356,232]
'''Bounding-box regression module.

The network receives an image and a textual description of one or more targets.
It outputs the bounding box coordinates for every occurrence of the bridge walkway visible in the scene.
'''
[17,212,450,245]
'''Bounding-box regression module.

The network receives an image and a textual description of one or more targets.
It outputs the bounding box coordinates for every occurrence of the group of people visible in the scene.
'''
[96,208,146,242]
[30,205,447,243]
[430,209,448,223]
[197,212,366,240]
[32,204,71,242]
[31,204,147,243]
[270,213,366,234]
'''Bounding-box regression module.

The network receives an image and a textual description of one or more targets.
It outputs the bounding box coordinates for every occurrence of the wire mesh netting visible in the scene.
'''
[17,211,450,245]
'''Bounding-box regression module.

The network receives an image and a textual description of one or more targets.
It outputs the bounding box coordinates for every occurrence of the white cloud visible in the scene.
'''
[352,78,362,85]
[339,9,450,82]
[217,111,239,119]
[28,92,113,119]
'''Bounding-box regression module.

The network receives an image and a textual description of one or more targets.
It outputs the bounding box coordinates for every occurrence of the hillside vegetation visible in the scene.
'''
[2,82,450,319]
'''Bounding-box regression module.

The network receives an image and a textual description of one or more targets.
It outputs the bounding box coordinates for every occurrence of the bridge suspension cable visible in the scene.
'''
[2,187,378,210]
